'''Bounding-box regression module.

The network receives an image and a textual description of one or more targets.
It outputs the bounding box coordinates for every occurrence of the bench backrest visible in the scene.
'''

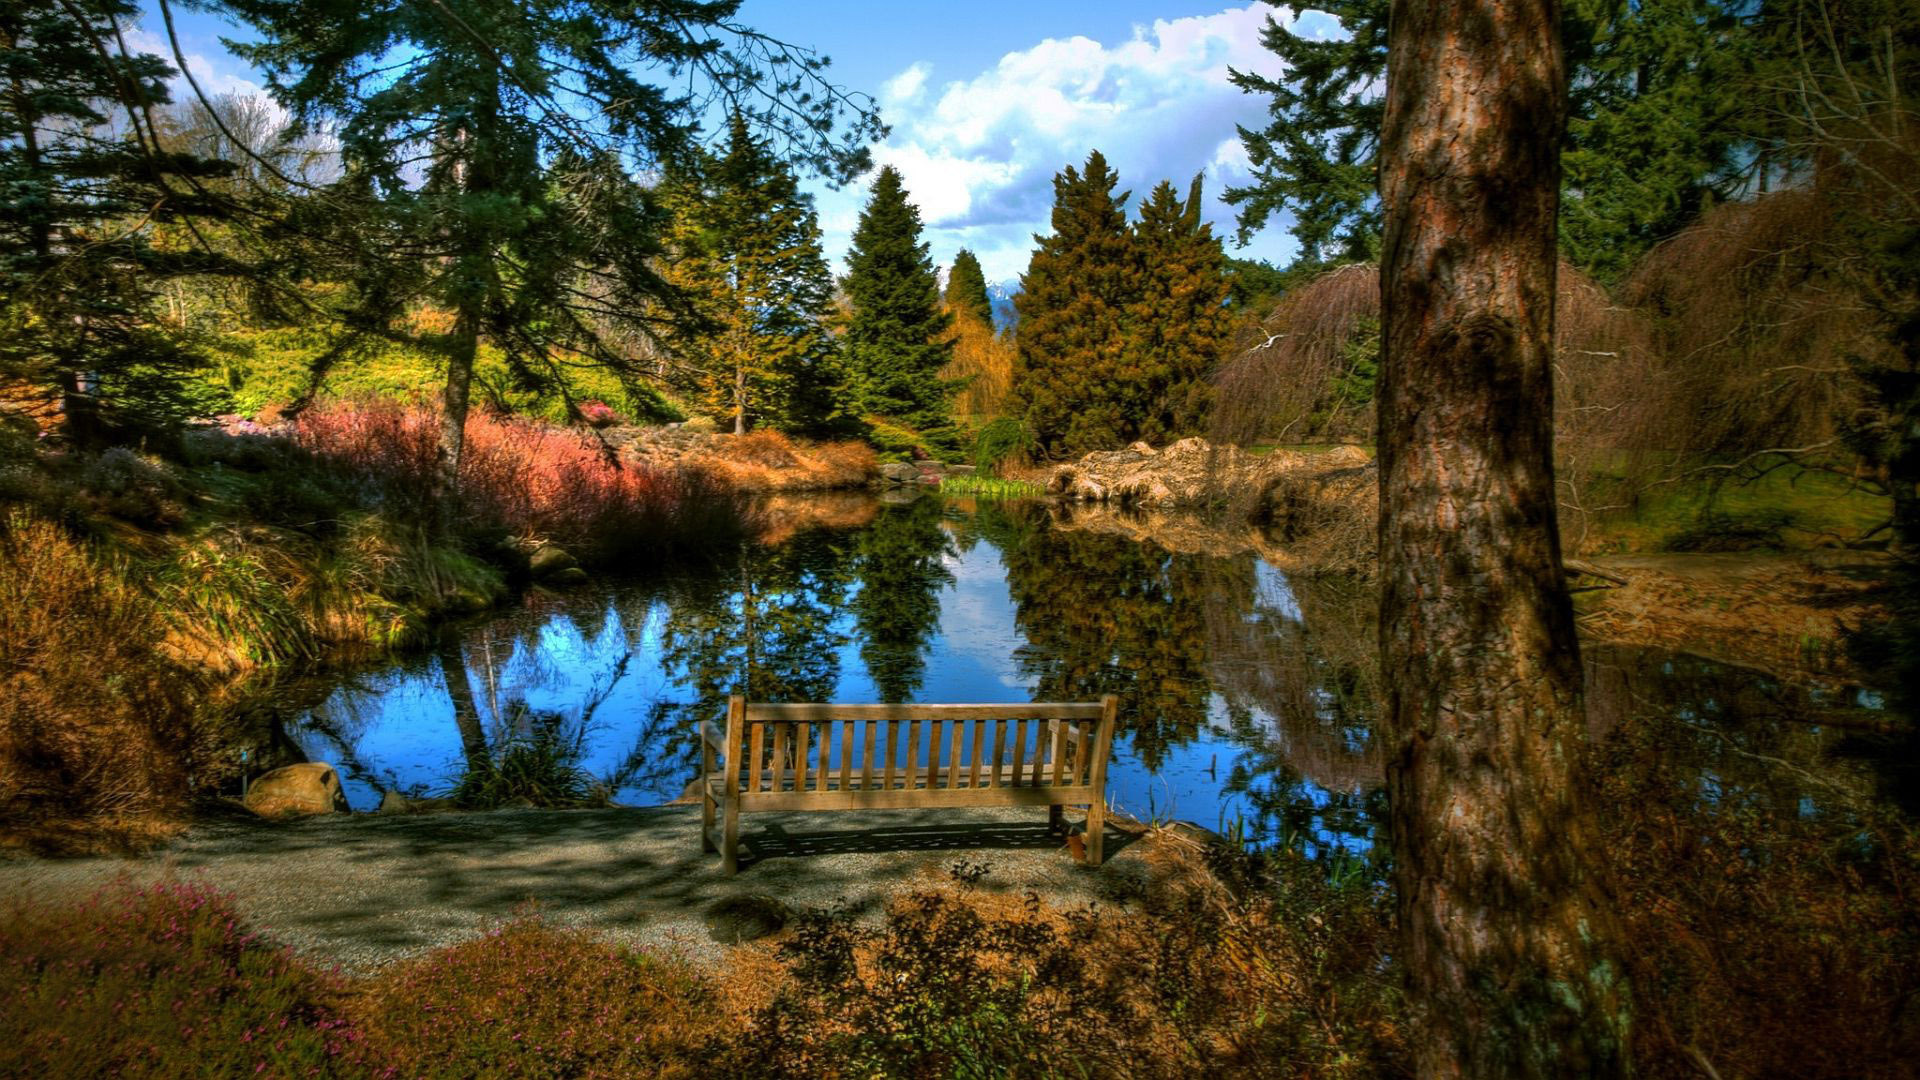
[720,696,1119,796]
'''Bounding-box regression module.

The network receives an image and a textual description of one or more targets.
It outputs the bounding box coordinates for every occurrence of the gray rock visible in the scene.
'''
[879,461,921,484]
[544,566,591,588]
[244,763,349,817]
[377,789,411,815]
[946,464,977,476]
[529,545,578,578]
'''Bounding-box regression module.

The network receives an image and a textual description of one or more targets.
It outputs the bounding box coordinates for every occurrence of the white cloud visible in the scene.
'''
[123,26,266,103]
[813,3,1300,282]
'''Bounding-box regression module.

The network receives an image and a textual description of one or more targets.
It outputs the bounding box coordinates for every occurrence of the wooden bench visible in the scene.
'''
[700,695,1119,875]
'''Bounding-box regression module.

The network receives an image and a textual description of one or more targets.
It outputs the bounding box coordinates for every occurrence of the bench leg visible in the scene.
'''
[1048,803,1065,833]
[700,753,717,854]
[1084,798,1106,867]
[721,794,741,877]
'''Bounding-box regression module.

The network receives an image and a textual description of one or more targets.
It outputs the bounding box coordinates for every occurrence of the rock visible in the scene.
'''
[703,894,792,944]
[1127,441,1157,455]
[245,763,349,817]
[446,587,493,614]
[947,464,977,476]
[879,462,921,484]
[376,789,411,815]
[544,566,590,587]
[529,545,578,578]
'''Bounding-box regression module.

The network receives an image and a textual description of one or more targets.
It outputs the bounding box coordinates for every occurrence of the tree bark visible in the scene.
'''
[1377,1,1629,1076]
[439,301,478,509]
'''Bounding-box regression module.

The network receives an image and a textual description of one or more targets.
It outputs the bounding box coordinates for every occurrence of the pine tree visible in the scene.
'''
[844,166,955,445]
[226,0,878,495]
[0,0,237,443]
[944,248,995,328]
[1010,151,1137,457]
[1124,175,1231,441]
[1228,0,1753,279]
[659,115,848,435]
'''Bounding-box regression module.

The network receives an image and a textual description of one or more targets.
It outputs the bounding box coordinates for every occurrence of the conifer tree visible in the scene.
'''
[659,115,847,435]
[0,0,237,443]
[1228,0,1752,279]
[945,248,995,328]
[1124,175,1231,440]
[226,0,878,496]
[844,166,955,445]
[1010,151,1137,457]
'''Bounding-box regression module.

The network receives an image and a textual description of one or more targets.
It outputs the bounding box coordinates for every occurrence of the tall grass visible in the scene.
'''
[0,512,203,847]
[938,474,1043,499]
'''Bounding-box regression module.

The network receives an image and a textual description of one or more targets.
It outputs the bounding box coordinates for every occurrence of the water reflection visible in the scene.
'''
[260,493,1886,858]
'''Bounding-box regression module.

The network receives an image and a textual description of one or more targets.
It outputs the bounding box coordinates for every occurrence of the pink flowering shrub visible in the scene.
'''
[0,882,373,1078]
[577,400,621,429]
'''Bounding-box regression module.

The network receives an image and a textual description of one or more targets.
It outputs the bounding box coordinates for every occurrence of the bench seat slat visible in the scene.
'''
[746,703,1103,722]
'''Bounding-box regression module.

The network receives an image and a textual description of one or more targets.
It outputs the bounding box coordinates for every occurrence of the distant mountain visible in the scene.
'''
[986,282,1020,334]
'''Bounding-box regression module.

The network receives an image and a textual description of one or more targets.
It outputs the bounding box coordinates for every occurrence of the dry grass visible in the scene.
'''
[691,429,878,492]
[0,513,205,851]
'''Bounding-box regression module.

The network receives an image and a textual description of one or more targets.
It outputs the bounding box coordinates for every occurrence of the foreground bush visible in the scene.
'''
[733,852,1404,1079]
[361,919,716,1079]
[0,882,367,1078]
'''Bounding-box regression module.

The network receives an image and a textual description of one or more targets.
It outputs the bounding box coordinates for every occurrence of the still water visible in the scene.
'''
[260,494,1890,853]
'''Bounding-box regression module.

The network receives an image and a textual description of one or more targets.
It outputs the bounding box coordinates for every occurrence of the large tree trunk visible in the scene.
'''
[1376,1,1629,1076]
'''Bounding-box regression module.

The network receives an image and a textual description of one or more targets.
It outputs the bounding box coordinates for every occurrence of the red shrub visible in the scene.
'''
[293,400,743,560]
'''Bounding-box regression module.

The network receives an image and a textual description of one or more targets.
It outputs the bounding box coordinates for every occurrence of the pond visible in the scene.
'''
[250,493,1896,856]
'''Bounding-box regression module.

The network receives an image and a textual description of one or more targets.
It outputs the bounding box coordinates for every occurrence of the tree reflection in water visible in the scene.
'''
[276,494,1894,874]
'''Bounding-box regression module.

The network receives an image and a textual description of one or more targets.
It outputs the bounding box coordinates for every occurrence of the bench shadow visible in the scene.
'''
[739,819,1138,866]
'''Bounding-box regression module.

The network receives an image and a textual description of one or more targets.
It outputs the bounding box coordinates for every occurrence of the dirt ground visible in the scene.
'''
[0,805,1161,974]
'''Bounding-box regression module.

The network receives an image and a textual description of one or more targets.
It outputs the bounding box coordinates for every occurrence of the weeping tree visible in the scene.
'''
[1376,0,1629,1074]
[222,0,880,500]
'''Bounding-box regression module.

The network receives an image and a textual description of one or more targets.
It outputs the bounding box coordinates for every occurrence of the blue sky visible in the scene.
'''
[133,2,1321,283]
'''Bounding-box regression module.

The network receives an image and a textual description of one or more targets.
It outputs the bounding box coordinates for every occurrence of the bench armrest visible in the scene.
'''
[700,720,728,757]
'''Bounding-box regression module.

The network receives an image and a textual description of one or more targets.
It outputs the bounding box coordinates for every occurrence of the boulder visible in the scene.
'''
[529,545,578,578]
[544,566,591,588]
[879,461,921,484]
[946,464,977,476]
[245,763,349,817]
[376,789,411,815]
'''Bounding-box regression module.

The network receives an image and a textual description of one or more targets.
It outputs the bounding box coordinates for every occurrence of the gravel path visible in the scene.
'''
[0,805,1152,973]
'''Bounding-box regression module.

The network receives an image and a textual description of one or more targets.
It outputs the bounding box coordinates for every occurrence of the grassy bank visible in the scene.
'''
[0,400,811,852]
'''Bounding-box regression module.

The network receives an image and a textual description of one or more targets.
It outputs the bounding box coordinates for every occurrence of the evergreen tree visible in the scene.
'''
[1124,175,1231,441]
[1010,150,1137,457]
[944,248,995,328]
[659,114,848,435]
[843,166,956,444]
[0,0,237,443]
[1228,0,1753,279]
[226,0,878,495]
[1225,0,1387,263]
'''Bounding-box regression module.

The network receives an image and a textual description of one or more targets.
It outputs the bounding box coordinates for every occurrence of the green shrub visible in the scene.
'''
[970,416,1035,472]
[448,703,594,809]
